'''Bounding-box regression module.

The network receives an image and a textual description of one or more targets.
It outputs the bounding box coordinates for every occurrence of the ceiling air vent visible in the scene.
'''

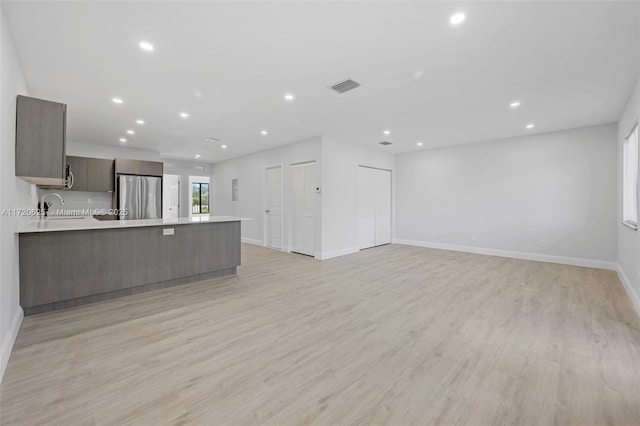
[379,141,392,146]
[329,78,361,94]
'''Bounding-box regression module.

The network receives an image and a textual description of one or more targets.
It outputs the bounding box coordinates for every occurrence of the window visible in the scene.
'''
[192,182,209,214]
[623,124,639,229]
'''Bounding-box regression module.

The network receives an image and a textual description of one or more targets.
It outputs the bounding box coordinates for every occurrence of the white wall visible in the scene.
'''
[617,78,640,313]
[212,137,322,253]
[0,5,36,380]
[395,124,618,269]
[321,138,395,259]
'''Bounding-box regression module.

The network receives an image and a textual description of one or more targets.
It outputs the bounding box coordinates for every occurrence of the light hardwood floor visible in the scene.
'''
[1,244,640,425]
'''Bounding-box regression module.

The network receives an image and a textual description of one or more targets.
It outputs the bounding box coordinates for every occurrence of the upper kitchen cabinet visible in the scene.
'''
[15,95,67,186]
[66,156,115,192]
[87,158,115,192]
[65,156,88,191]
[114,158,163,177]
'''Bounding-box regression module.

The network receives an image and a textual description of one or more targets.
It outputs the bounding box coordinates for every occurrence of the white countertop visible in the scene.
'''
[16,215,250,233]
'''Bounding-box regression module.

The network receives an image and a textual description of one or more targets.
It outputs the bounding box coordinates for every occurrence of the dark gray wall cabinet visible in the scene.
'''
[88,158,115,192]
[66,156,88,191]
[67,156,115,192]
[15,95,67,186]
[114,158,163,177]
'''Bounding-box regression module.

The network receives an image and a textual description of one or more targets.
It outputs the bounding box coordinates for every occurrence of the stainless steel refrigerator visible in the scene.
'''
[118,175,162,220]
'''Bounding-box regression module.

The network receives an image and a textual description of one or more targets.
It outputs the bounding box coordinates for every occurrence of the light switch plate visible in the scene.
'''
[163,228,174,236]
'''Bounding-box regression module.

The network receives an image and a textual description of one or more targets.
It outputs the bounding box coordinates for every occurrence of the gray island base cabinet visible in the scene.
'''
[19,221,241,315]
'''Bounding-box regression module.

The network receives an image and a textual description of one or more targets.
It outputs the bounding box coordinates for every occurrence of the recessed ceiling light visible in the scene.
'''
[112,98,123,104]
[383,130,391,135]
[221,144,228,149]
[261,130,268,135]
[136,119,145,125]
[119,138,127,143]
[416,142,424,146]
[450,13,466,25]
[126,130,135,135]
[194,154,201,159]
[510,101,521,108]
[526,123,535,129]
[139,41,154,51]
[179,112,189,118]
[284,93,294,101]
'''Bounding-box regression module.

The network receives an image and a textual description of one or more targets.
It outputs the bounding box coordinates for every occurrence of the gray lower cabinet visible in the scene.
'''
[15,95,67,186]
[19,221,241,315]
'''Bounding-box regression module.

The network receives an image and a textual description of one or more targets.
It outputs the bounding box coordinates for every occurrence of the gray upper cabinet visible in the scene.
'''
[114,158,163,177]
[87,158,115,192]
[66,156,115,192]
[16,95,67,186]
[66,156,88,191]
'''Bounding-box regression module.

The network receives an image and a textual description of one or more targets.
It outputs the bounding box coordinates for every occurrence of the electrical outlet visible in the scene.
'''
[88,198,93,204]
[471,234,477,241]
[537,239,545,247]
[163,228,174,236]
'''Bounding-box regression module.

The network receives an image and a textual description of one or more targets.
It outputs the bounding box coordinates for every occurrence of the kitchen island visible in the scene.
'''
[17,216,248,315]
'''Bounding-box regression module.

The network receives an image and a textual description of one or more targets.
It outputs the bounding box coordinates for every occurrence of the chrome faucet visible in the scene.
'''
[40,193,64,217]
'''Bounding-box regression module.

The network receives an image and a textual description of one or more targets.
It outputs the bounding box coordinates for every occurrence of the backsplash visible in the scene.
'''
[37,189,112,215]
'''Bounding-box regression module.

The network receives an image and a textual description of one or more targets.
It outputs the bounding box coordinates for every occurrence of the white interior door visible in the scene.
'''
[374,169,392,245]
[358,167,376,249]
[162,174,180,219]
[291,162,315,256]
[265,165,283,249]
[358,166,391,249]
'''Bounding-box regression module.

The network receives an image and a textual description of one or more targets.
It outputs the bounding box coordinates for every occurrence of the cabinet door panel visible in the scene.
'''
[65,156,88,191]
[88,158,115,192]
[16,95,66,183]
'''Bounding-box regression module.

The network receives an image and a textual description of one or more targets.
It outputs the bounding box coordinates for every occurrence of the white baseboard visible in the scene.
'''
[393,238,617,271]
[318,246,360,260]
[0,307,23,383]
[241,237,264,246]
[616,265,640,315]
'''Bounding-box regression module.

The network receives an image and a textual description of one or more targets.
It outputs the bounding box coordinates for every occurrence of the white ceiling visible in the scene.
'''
[3,1,639,163]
